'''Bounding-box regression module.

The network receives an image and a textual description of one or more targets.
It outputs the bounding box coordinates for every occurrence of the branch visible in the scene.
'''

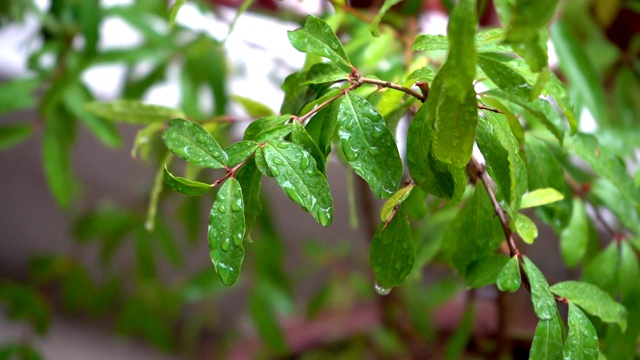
[359,77,426,102]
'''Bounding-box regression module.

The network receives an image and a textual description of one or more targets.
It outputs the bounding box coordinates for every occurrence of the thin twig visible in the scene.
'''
[359,77,426,102]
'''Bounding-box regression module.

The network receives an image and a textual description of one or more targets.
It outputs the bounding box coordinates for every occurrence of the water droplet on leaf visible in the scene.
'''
[218,206,227,213]
[221,239,231,251]
[374,281,391,296]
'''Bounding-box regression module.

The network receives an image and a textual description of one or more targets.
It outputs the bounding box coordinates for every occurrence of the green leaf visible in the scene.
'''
[497,255,522,292]
[407,66,436,83]
[370,0,402,36]
[550,281,627,332]
[505,0,558,44]
[522,256,556,320]
[337,93,402,199]
[411,34,449,51]
[478,54,532,101]
[515,213,538,244]
[209,178,246,285]
[464,254,509,288]
[443,182,505,274]
[225,141,259,167]
[287,15,351,69]
[145,153,171,231]
[0,124,34,152]
[476,111,527,209]
[546,72,578,134]
[520,188,564,208]
[551,20,607,124]
[249,288,288,354]
[232,95,274,118]
[0,77,39,115]
[304,99,339,157]
[280,72,321,116]
[303,63,349,85]
[0,282,50,334]
[559,198,589,268]
[564,303,599,360]
[591,178,640,235]
[370,207,415,290]
[530,313,564,360]
[263,140,333,226]
[291,121,326,173]
[243,115,291,141]
[84,100,185,124]
[235,159,262,239]
[168,0,185,29]
[163,166,212,196]
[254,124,293,143]
[379,184,415,222]
[412,29,509,53]
[131,123,163,161]
[254,146,272,177]
[444,302,475,360]
[162,118,227,169]
[43,110,76,209]
[582,242,618,298]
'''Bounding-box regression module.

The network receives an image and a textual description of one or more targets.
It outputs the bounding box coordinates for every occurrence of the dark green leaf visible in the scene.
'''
[478,54,532,101]
[232,95,274,118]
[299,88,342,117]
[243,115,291,141]
[370,207,415,290]
[521,188,564,209]
[497,255,522,292]
[163,166,212,196]
[43,110,76,209]
[0,282,50,334]
[280,72,319,116]
[235,159,262,239]
[162,118,227,169]
[263,140,333,226]
[168,0,185,29]
[515,213,538,244]
[379,184,415,222]
[550,281,627,332]
[530,313,564,360]
[292,121,325,173]
[287,15,351,69]
[560,198,589,268]
[522,256,556,320]
[476,111,527,209]
[444,302,475,360]
[564,303,599,360]
[209,177,246,285]
[303,63,349,85]
[249,288,288,354]
[370,0,402,36]
[582,242,618,297]
[337,92,402,199]
[465,254,509,288]
[505,0,558,44]
[254,146,272,177]
[304,98,339,157]
[84,100,185,124]
[254,124,293,143]
[0,77,39,115]
[0,124,34,152]
[225,141,259,167]
[443,182,504,274]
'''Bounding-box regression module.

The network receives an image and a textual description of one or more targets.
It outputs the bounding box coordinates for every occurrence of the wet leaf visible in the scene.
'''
[254,124,293,143]
[209,178,246,285]
[546,73,577,134]
[497,255,521,292]
[522,256,556,320]
[520,188,564,208]
[530,313,564,360]
[243,115,291,141]
[162,118,227,169]
[85,100,185,124]
[411,34,449,51]
[235,159,262,239]
[379,184,415,222]
[263,140,333,226]
[370,207,415,290]
[465,254,509,288]
[303,63,349,85]
[515,213,538,244]
[559,198,589,268]
[287,15,351,69]
[304,97,339,157]
[478,54,532,101]
[225,141,259,167]
[163,166,212,196]
[292,121,325,173]
[505,0,558,44]
[337,93,402,199]
[564,303,599,360]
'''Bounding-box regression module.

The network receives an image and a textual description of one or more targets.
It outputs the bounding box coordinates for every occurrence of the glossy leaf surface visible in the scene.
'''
[337,92,402,199]
[303,63,349,85]
[209,178,245,285]
[530,313,564,360]
[564,303,599,360]
[287,15,351,69]
[515,213,538,244]
[225,141,259,167]
[522,256,556,320]
[235,160,262,239]
[520,188,564,209]
[254,125,293,143]
[304,99,339,157]
[478,54,532,101]
[84,100,185,124]
[370,207,415,290]
[162,118,227,169]
[291,121,325,173]
[263,141,333,226]
[497,255,521,292]
[465,254,509,288]
[379,184,415,222]
[163,166,212,196]
[243,115,291,142]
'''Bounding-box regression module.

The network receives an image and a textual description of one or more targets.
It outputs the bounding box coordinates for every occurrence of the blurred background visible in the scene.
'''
[0,0,639,358]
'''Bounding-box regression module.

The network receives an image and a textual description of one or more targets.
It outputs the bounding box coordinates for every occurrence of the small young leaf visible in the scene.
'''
[209,178,245,285]
[379,184,415,222]
[163,166,212,196]
[225,141,259,167]
[291,121,325,173]
[550,281,627,332]
[0,124,34,152]
[520,188,564,208]
[162,118,228,169]
[232,95,274,118]
[515,213,538,244]
[263,140,333,226]
[560,198,589,268]
[337,93,402,199]
[370,207,415,290]
[287,15,351,69]
[84,100,185,124]
[243,115,291,141]
[131,123,163,161]
[465,254,510,288]
[370,0,402,36]
[497,255,522,292]
[564,303,599,360]
[522,256,556,320]
[530,313,564,360]
[303,63,349,85]
[407,66,436,83]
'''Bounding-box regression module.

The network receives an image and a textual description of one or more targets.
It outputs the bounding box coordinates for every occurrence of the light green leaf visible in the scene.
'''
[162,118,227,169]
[522,256,556,320]
[337,93,402,199]
[564,303,599,360]
[412,28,509,53]
[303,63,349,85]
[84,100,185,124]
[235,160,262,239]
[497,255,522,292]
[515,213,538,244]
[287,15,351,69]
[131,123,163,161]
[411,34,449,51]
[243,115,291,141]
[560,198,589,268]
[464,254,510,288]
[292,121,325,173]
[145,153,171,231]
[225,141,259,167]
[232,95,274,118]
[370,207,415,290]
[370,0,402,36]
[379,184,415,222]
[168,0,185,29]
[546,72,578,134]
[263,140,333,226]
[209,177,245,285]
[530,313,564,360]
[478,54,532,101]
[0,77,39,115]
[163,166,212,196]
[0,124,34,152]
[520,188,564,208]
[550,281,627,332]
[407,66,436,83]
